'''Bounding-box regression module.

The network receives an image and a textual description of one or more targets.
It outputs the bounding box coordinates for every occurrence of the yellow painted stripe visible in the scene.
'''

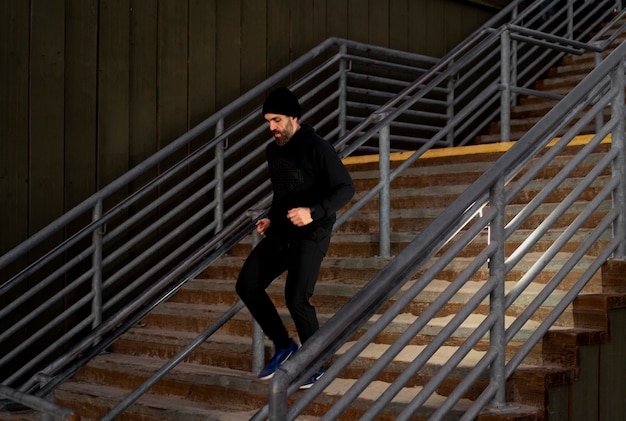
[342,134,612,166]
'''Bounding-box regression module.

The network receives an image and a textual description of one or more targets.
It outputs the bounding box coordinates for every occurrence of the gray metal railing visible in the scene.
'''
[0,37,440,410]
[256,1,626,419]
[0,385,80,421]
[1,0,624,419]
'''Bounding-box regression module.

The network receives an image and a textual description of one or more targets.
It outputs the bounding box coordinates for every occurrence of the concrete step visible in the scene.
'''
[199,248,606,291]
[55,355,271,421]
[55,381,261,421]
[56,353,540,421]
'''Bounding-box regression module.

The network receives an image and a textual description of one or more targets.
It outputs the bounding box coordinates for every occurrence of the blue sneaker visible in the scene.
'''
[258,339,299,380]
[299,366,325,390]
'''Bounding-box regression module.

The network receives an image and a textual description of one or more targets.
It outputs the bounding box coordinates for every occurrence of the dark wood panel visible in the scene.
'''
[326,0,349,40]
[0,0,497,254]
[389,0,409,52]
[267,0,291,77]
[189,0,217,127]
[241,0,267,95]
[425,0,446,57]
[369,0,390,48]
[65,0,98,211]
[97,0,130,189]
[347,0,369,44]
[0,1,29,256]
[29,0,65,234]
[407,0,430,57]
[129,0,158,169]
[446,1,493,51]
[157,0,189,146]
[290,0,315,61]
[312,0,328,45]
[216,1,242,108]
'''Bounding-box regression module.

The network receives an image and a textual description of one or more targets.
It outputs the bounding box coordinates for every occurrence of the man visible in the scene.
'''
[235,87,355,389]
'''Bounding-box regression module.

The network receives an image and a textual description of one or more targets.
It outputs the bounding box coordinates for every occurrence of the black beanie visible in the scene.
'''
[262,87,302,119]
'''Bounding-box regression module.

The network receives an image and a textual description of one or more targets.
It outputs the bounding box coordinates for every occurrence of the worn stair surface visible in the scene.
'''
[27,133,618,421]
[476,26,626,145]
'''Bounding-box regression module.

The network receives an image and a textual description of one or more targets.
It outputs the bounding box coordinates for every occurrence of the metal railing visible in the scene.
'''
[0,385,80,421]
[256,1,626,419]
[0,0,624,419]
[0,37,439,407]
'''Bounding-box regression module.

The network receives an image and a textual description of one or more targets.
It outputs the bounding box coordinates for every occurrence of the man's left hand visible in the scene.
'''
[287,207,313,227]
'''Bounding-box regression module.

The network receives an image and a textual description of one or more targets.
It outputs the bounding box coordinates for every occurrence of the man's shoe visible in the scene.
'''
[258,339,299,380]
[299,366,325,390]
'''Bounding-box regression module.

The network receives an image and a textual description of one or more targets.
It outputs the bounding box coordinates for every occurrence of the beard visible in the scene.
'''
[273,119,296,146]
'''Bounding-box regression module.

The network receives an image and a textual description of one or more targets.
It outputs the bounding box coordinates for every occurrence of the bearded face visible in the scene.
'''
[264,113,299,146]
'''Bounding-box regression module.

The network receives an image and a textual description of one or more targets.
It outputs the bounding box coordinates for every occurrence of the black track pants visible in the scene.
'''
[235,231,330,349]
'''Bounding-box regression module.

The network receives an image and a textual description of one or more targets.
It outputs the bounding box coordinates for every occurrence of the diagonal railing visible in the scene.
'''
[257,1,626,419]
[1,0,624,419]
[0,37,440,405]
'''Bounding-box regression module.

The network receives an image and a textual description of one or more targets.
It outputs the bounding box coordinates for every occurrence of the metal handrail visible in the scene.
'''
[0,385,80,421]
[260,1,626,419]
[0,36,440,405]
[1,0,624,419]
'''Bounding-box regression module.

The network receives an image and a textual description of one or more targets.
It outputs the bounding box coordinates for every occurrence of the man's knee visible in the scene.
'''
[235,274,258,299]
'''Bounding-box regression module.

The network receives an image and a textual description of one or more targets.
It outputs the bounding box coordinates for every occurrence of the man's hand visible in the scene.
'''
[256,218,270,235]
[287,207,313,227]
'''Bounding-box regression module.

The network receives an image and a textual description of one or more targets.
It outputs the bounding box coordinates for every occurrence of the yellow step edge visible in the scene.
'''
[342,134,612,166]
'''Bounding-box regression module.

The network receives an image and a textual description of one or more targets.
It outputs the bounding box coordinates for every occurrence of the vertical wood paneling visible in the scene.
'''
[29,0,65,235]
[369,0,389,48]
[290,0,316,84]
[129,0,158,168]
[157,0,188,145]
[0,0,496,255]
[326,0,348,40]
[241,0,267,94]
[425,0,446,56]
[599,309,626,419]
[446,1,492,51]
[347,0,369,44]
[407,0,429,56]
[216,1,242,108]
[389,0,409,52]
[312,0,327,44]
[65,0,98,210]
[0,1,29,256]
[267,0,291,78]
[290,0,315,61]
[189,0,217,126]
[98,0,130,189]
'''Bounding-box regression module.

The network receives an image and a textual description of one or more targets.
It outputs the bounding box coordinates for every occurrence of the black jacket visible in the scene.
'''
[265,124,355,239]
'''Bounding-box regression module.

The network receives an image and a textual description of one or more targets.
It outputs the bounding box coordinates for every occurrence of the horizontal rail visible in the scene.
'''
[0,385,80,421]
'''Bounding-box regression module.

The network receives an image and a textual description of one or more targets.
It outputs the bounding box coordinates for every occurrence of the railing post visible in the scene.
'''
[247,209,266,374]
[500,29,511,143]
[567,0,574,40]
[215,118,225,234]
[446,71,455,147]
[594,44,604,134]
[375,113,391,258]
[488,177,507,408]
[339,43,348,138]
[92,200,103,333]
[610,61,626,258]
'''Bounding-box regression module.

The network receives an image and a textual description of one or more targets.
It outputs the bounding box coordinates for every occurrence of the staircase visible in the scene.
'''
[35,135,623,420]
[2,3,626,420]
[477,36,619,144]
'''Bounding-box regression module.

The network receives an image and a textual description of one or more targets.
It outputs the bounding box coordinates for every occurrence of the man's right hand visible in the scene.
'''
[256,218,270,236]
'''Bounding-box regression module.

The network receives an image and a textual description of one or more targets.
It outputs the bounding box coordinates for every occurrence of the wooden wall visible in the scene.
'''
[0,0,494,256]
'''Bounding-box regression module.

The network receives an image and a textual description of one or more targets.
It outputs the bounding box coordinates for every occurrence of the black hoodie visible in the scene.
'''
[265,124,355,239]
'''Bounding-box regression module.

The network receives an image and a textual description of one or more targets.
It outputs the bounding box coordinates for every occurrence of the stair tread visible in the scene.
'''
[56,380,264,421]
